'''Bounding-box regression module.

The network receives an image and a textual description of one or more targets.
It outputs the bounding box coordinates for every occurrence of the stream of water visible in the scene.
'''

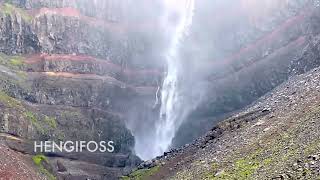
[153,0,196,158]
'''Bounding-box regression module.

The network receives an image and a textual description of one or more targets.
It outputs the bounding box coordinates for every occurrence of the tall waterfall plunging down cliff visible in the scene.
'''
[155,0,196,158]
[131,0,196,160]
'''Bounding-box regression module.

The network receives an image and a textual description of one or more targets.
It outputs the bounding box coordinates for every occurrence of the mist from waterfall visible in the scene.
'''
[129,0,197,160]
[122,0,310,161]
[153,0,196,159]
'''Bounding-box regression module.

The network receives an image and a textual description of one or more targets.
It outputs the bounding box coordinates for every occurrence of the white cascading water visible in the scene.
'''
[153,0,196,157]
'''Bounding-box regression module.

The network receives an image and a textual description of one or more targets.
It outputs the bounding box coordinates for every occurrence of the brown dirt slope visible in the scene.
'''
[0,143,45,180]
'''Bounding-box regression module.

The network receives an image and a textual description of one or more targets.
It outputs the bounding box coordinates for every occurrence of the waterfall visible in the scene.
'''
[131,0,196,160]
[154,0,196,157]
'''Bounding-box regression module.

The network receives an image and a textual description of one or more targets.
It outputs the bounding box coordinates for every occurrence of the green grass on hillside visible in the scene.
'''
[0,53,25,70]
[0,91,21,108]
[1,3,32,22]
[32,155,56,180]
[122,166,160,180]
[44,116,57,129]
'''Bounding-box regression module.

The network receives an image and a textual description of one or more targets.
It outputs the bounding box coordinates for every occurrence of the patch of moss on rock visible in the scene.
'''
[44,116,57,129]
[32,154,48,166]
[0,53,25,70]
[9,57,24,67]
[207,150,262,180]
[55,132,65,141]
[121,166,160,180]
[24,111,44,134]
[1,3,32,22]
[32,155,56,180]
[0,91,22,108]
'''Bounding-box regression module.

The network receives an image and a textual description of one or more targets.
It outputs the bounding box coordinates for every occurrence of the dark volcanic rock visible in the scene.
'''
[57,160,67,172]
[0,11,40,54]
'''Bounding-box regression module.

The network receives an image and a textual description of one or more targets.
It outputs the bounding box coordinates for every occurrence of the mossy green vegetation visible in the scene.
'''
[0,90,58,138]
[1,3,15,15]
[0,54,30,89]
[0,91,21,108]
[25,111,44,134]
[25,112,59,135]
[121,166,160,180]
[0,53,25,70]
[207,150,262,180]
[204,105,320,180]
[32,155,56,180]
[1,3,32,22]
[9,57,24,67]
[32,154,48,166]
[56,132,65,141]
[233,159,260,179]
[62,110,81,118]
[0,91,52,136]
[44,116,57,129]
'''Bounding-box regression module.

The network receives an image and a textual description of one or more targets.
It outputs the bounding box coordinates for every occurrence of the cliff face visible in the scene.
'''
[0,0,165,67]
[0,7,39,54]
[172,0,320,147]
[0,0,163,179]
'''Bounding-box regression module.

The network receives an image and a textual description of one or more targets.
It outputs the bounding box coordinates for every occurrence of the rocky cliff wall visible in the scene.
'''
[0,0,163,178]
[172,0,320,147]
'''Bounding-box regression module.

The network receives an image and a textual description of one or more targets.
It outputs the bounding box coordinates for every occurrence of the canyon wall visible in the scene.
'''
[172,0,319,147]
[0,0,164,179]
[1,0,320,178]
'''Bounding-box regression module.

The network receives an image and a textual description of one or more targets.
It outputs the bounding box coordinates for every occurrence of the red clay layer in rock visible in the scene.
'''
[209,8,311,68]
